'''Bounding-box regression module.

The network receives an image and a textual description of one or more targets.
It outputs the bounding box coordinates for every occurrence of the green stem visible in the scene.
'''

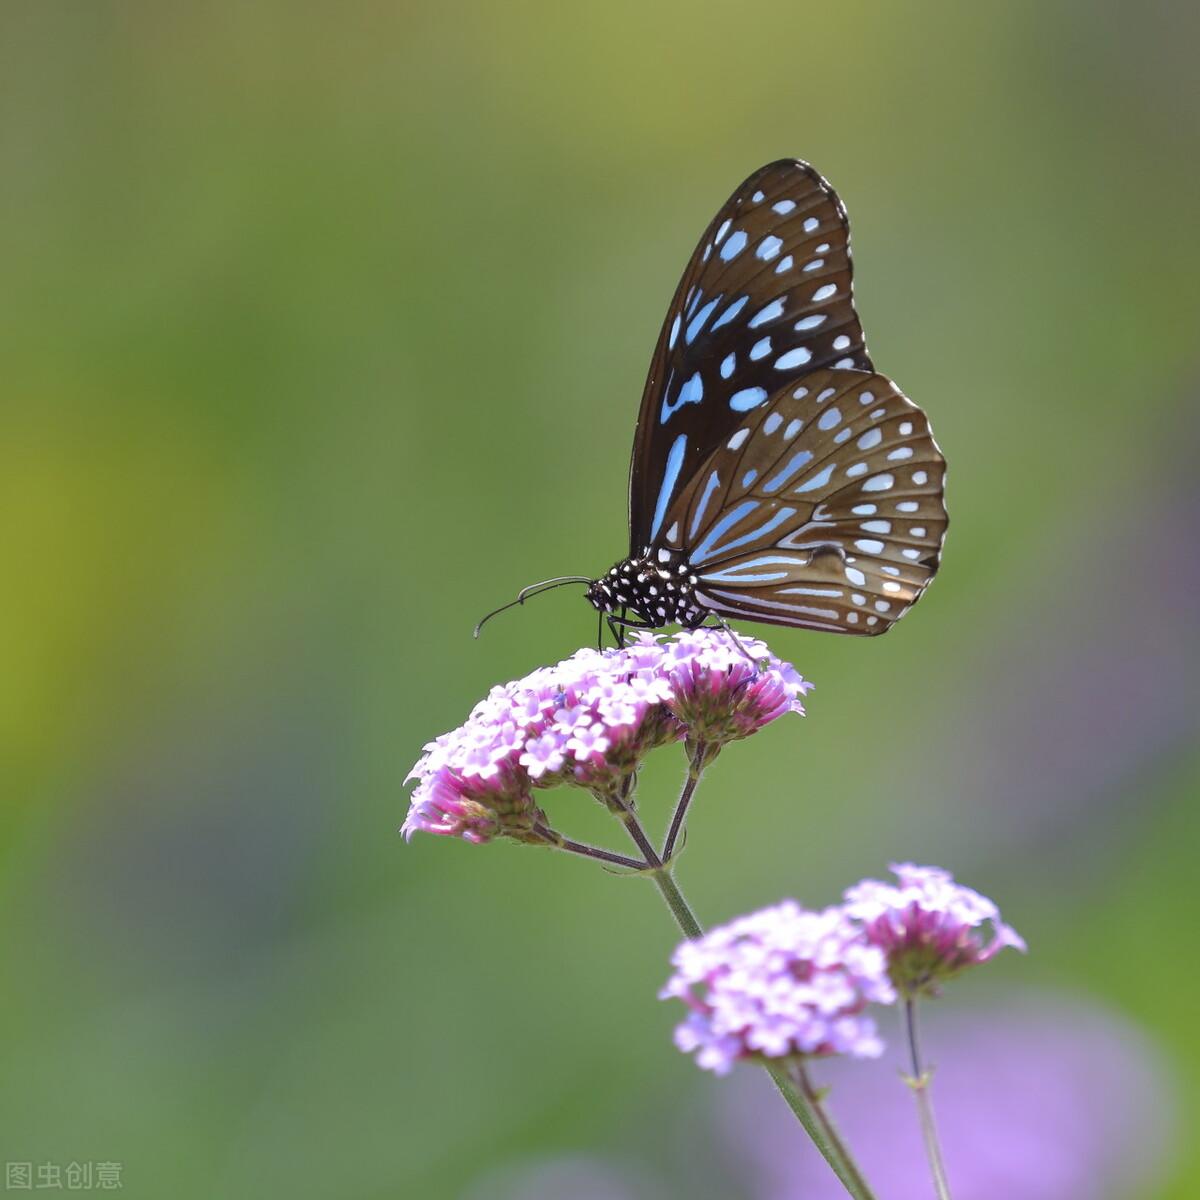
[905,997,952,1200]
[648,865,702,939]
[537,825,649,871]
[614,798,876,1200]
[661,741,709,862]
[793,1060,876,1200]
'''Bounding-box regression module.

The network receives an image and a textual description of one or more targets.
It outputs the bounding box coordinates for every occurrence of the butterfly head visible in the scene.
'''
[586,550,707,629]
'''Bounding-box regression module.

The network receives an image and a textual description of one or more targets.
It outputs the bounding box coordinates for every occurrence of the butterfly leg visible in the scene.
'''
[706,614,769,671]
[606,610,659,650]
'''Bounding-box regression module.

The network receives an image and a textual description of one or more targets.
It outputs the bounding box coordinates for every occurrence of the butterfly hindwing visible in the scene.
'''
[655,369,947,636]
[628,160,872,553]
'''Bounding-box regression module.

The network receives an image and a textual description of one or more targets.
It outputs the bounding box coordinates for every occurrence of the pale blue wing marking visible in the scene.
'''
[686,297,721,345]
[729,386,768,412]
[650,433,688,541]
[692,504,797,565]
[711,295,748,331]
[660,371,705,424]
[761,450,814,494]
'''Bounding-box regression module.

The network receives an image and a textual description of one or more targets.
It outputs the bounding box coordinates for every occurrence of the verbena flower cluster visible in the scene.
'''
[663,866,1023,1075]
[843,862,1027,995]
[660,902,896,1075]
[402,630,811,846]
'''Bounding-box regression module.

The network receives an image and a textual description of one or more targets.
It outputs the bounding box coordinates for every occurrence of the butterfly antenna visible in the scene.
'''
[473,576,593,638]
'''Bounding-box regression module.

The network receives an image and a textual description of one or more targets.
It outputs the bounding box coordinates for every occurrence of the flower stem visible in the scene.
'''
[661,742,708,862]
[650,862,875,1199]
[904,997,953,1200]
[609,785,665,868]
[792,1061,876,1200]
[540,827,649,871]
[648,865,703,939]
[613,791,875,1200]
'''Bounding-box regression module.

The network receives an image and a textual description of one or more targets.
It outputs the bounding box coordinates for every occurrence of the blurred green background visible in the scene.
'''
[2,3,1197,1197]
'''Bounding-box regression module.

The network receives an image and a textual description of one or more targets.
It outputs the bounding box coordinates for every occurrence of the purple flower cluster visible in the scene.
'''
[659,902,895,1075]
[662,866,1024,1074]
[843,863,1026,995]
[402,629,811,845]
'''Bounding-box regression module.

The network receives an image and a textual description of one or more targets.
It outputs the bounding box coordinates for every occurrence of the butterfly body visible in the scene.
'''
[576,159,948,642]
[585,550,704,630]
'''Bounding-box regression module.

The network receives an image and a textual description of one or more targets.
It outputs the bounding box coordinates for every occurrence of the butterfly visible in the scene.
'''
[478,160,947,646]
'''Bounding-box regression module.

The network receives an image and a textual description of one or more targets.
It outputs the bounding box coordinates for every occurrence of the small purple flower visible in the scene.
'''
[403,630,811,844]
[658,629,812,753]
[400,770,532,845]
[519,733,567,780]
[842,863,1026,995]
[660,901,896,1075]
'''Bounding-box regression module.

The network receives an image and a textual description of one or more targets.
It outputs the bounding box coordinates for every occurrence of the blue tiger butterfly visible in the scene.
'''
[477,160,947,645]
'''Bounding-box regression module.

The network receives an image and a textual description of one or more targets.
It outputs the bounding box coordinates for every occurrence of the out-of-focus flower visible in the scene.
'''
[402,630,811,844]
[660,901,895,1075]
[842,863,1025,995]
[715,994,1178,1200]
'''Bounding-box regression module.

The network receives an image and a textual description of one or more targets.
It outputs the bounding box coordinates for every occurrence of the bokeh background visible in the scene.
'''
[2,3,1197,1197]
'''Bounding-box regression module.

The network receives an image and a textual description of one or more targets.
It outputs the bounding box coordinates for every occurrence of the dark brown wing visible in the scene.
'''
[628,160,872,554]
[655,369,947,635]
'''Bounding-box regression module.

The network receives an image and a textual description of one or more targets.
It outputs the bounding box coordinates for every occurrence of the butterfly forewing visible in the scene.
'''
[628,160,873,553]
[657,369,947,636]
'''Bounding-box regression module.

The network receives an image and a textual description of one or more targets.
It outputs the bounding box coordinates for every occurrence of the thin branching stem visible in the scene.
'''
[541,830,649,871]
[661,741,709,862]
[602,767,876,1200]
[905,996,953,1200]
